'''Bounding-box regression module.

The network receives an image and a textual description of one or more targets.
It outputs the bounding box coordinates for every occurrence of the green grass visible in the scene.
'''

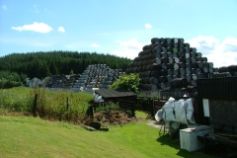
[0,87,93,122]
[135,110,148,119]
[0,115,215,158]
[0,87,33,112]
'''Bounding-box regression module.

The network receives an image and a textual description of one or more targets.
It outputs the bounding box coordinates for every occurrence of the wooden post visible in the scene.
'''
[32,94,38,117]
[86,105,94,119]
[66,97,69,120]
[66,97,69,111]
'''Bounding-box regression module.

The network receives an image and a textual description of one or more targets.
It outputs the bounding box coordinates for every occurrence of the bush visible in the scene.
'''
[0,71,24,88]
[110,73,140,93]
[95,102,120,112]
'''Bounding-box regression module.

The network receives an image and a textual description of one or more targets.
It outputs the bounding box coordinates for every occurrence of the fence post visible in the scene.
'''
[32,94,38,116]
[66,97,69,120]
[66,97,69,111]
[86,105,94,119]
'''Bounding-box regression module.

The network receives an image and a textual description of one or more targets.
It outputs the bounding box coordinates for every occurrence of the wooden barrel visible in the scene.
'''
[191,56,196,63]
[174,63,179,70]
[185,52,190,59]
[168,69,173,75]
[173,68,179,76]
[150,77,158,84]
[186,74,191,82]
[155,57,162,65]
[174,57,180,63]
[196,52,202,58]
[209,63,214,73]
[143,45,152,51]
[151,38,159,45]
[167,75,172,82]
[180,68,185,77]
[168,57,173,64]
[162,63,168,70]
[192,74,198,80]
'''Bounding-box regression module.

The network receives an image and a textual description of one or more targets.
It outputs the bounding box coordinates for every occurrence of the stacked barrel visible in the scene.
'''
[46,74,80,89]
[74,64,123,90]
[127,38,214,91]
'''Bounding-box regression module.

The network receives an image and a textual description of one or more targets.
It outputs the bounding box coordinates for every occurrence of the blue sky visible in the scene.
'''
[0,0,237,67]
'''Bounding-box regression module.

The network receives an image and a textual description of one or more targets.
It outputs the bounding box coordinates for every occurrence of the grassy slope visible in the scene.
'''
[0,115,214,158]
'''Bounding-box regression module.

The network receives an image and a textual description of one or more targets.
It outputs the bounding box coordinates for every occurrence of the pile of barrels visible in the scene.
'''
[45,64,123,91]
[127,38,214,91]
[74,64,123,90]
[46,74,80,89]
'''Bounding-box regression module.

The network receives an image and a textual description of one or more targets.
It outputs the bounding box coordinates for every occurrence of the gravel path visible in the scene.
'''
[147,120,163,129]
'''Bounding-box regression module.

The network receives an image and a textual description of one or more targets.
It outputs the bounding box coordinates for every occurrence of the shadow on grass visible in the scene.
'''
[156,134,212,158]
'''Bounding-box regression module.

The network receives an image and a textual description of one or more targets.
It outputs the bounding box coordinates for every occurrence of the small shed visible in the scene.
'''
[95,89,137,116]
[197,77,237,147]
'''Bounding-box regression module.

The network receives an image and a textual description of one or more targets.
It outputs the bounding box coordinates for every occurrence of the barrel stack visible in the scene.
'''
[127,38,214,91]
[74,64,123,90]
[46,74,80,89]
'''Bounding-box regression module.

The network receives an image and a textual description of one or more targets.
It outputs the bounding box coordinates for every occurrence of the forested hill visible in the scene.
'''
[0,51,132,78]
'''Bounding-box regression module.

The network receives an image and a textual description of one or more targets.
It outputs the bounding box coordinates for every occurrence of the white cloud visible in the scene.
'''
[57,26,65,33]
[11,22,53,33]
[188,36,219,54]
[2,5,7,11]
[144,23,152,30]
[188,36,237,67]
[58,26,65,33]
[222,37,237,52]
[112,38,144,59]
[91,43,100,48]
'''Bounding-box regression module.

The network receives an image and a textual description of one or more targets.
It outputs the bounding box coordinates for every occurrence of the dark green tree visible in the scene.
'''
[0,51,132,78]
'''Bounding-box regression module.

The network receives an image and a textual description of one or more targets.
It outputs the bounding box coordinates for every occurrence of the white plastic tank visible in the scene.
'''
[180,125,213,152]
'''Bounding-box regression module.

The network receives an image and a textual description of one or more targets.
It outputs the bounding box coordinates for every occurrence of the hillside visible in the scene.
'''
[0,51,132,78]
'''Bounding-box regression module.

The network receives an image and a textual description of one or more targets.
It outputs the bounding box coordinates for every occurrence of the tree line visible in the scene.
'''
[0,51,132,79]
[0,51,131,88]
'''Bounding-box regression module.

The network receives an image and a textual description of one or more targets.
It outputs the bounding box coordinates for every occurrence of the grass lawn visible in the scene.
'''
[0,115,215,158]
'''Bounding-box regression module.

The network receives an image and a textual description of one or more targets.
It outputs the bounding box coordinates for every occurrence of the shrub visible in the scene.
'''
[95,102,120,112]
[0,71,23,88]
[110,73,140,93]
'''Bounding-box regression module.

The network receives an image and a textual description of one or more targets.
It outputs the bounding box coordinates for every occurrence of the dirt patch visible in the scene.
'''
[93,110,135,125]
